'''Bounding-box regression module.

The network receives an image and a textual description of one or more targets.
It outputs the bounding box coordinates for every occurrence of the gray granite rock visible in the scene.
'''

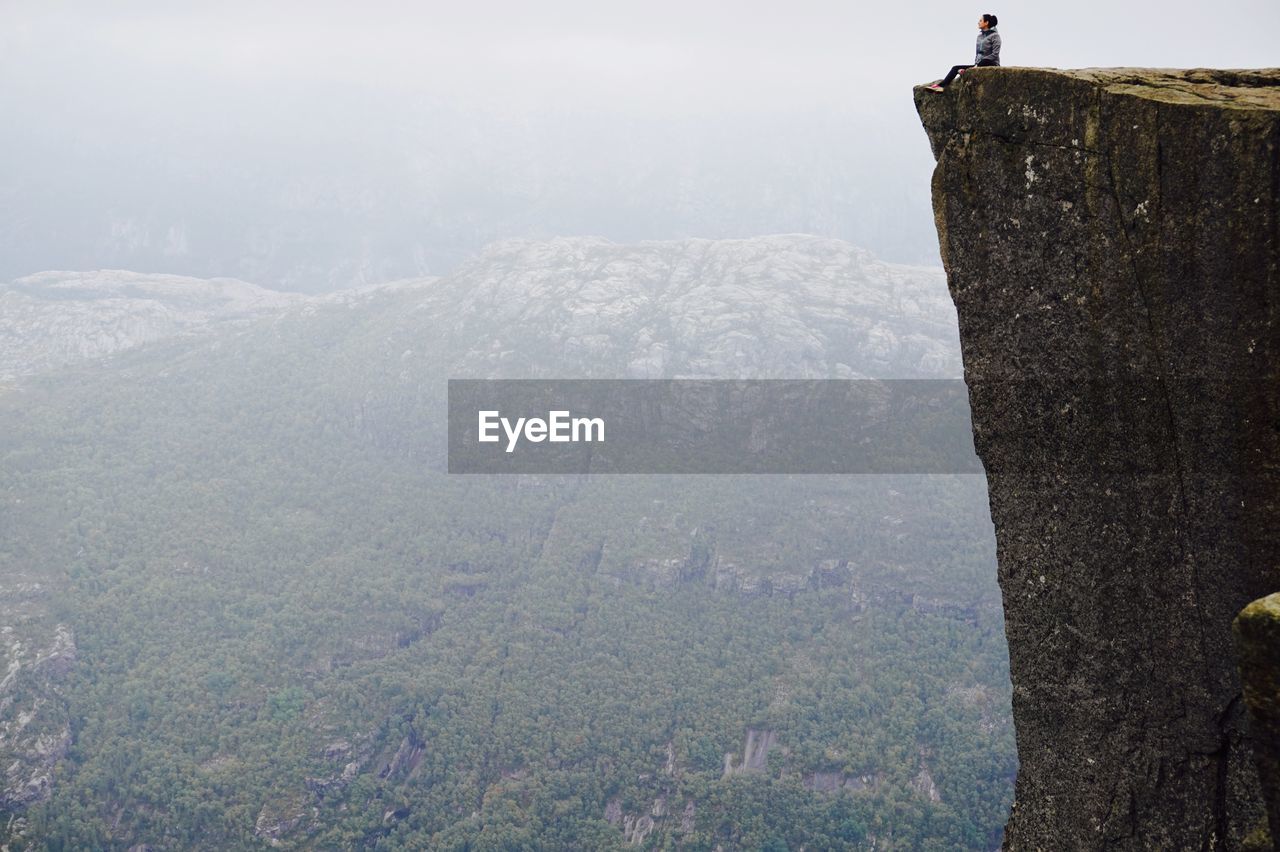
[916,68,1280,849]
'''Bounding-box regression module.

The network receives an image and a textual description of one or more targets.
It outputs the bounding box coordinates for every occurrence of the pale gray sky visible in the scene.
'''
[7,0,1276,107]
[1,1,1276,287]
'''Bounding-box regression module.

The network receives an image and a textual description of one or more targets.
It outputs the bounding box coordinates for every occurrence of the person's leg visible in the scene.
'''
[940,64,972,87]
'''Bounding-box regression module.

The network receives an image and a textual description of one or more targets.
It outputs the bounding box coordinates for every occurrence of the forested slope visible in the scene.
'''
[0,236,1013,849]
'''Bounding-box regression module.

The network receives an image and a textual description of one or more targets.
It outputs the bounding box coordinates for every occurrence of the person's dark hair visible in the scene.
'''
[982,13,998,27]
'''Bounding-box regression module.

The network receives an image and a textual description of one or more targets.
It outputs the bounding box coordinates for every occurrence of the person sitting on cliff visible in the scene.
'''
[926,14,1001,91]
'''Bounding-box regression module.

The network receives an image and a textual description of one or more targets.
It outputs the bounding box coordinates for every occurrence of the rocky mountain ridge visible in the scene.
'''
[0,270,305,382]
[435,235,960,379]
[2,235,961,386]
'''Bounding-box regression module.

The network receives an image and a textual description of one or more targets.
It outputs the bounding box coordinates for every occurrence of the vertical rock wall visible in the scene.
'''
[916,68,1280,849]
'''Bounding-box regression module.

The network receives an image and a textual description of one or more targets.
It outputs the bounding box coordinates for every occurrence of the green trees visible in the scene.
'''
[0,295,1013,850]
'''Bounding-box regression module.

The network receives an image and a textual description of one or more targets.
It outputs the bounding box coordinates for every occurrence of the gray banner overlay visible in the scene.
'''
[448,380,982,474]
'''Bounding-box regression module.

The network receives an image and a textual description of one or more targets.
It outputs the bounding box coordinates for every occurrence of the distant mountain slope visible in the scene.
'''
[0,237,1008,849]
[423,235,960,379]
[2,236,959,384]
[0,270,303,381]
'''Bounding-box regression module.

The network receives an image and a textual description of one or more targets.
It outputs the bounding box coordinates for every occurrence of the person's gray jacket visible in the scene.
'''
[975,27,1001,66]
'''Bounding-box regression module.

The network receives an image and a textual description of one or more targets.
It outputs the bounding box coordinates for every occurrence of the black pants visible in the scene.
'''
[940,64,972,87]
[940,59,995,88]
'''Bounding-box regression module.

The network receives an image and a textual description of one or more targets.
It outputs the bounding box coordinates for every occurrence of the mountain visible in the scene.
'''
[0,236,1011,849]
[2,236,958,385]
[0,270,303,381]
[431,236,961,380]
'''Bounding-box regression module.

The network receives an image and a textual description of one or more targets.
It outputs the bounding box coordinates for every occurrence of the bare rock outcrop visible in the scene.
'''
[916,68,1280,849]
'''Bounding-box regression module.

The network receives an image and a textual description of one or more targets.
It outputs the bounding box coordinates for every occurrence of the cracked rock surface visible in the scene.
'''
[916,68,1280,849]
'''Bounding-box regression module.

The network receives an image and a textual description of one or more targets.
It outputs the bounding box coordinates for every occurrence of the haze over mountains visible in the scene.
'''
[1,235,958,383]
[7,4,1278,848]
[0,74,939,292]
[0,235,1012,849]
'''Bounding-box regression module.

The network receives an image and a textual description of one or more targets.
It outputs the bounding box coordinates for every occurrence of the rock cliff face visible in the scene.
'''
[916,69,1280,848]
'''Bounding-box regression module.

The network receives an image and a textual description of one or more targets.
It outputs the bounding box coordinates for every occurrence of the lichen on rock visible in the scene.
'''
[1236,593,1280,846]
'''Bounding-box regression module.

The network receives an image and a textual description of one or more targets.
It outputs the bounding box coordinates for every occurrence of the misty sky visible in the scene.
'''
[8,1,1278,105]
[1,1,1277,288]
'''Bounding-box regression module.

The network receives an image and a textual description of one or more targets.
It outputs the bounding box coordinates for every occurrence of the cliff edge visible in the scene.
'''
[915,68,1280,849]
